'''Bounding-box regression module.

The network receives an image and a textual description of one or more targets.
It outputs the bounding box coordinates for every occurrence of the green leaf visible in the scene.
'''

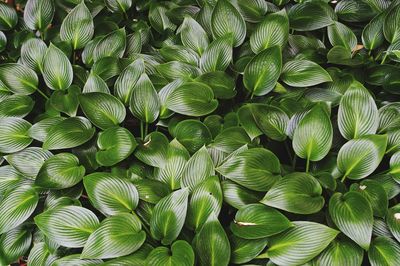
[129,73,160,123]
[101,244,152,266]
[243,46,281,96]
[216,147,281,191]
[193,215,230,266]
[165,82,218,117]
[96,126,137,167]
[0,31,6,52]
[252,104,289,141]
[155,61,201,80]
[20,38,47,73]
[35,153,85,189]
[148,5,176,33]
[195,71,236,99]
[337,134,387,180]
[82,213,145,259]
[83,73,110,94]
[145,240,194,266]
[0,226,32,264]
[211,0,246,47]
[327,21,357,51]
[60,2,94,50]
[200,34,233,73]
[338,82,379,140]
[368,236,400,266]
[261,172,324,214]
[51,255,102,266]
[0,63,38,95]
[93,28,126,62]
[0,3,17,30]
[0,117,32,154]
[383,3,400,43]
[281,60,332,87]
[0,94,34,118]
[362,13,385,50]
[236,0,268,23]
[390,151,400,182]
[160,44,199,66]
[179,16,209,55]
[0,185,38,234]
[288,1,336,31]
[230,235,268,264]
[83,172,139,215]
[237,105,263,140]
[105,0,132,13]
[42,44,73,91]
[329,191,373,250]
[250,9,289,54]
[293,103,332,162]
[79,92,126,130]
[209,127,251,154]
[43,117,95,150]
[24,0,54,32]
[0,165,25,196]
[34,206,100,248]
[150,188,189,245]
[262,221,339,265]
[386,203,400,243]
[28,117,65,142]
[134,132,169,167]
[222,180,264,209]
[50,85,80,117]
[114,59,144,105]
[230,203,291,239]
[315,238,364,266]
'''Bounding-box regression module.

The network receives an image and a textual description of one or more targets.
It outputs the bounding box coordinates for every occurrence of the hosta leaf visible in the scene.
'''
[386,203,400,243]
[20,38,47,73]
[193,215,230,266]
[129,73,160,123]
[149,5,176,33]
[0,226,32,264]
[200,34,233,72]
[93,28,126,62]
[338,82,379,140]
[288,2,336,31]
[243,46,282,96]
[379,103,400,133]
[0,3,17,30]
[50,85,80,117]
[145,240,194,266]
[83,73,110,94]
[0,185,38,234]
[179,16,209,55]
[327,21,357,51]
[156,61,200,80]
[337,134,387,180]
[35,153,85,189]
[390,151,400,182]
[150,188,189,245]
[236,0,268,23]
[82,213,145,259]
[174,120,212,153]
[362,13,385,51]
[0,117,32,154]
[209,127,251,154]
[35,206,100,248]
[134,132,169,167]
[24,0,54,31]
[0,94,34,118]
[160,45,199,66]
[315,238,364,266]
[230,235,268,264]
[60,2,94,50]
[101,244,151,265]
[79,92,126,130]
[43,117,95,150]
[251,104,289,141]
[115,59,144,105]
[222,180,264,209]
[165,82,218,117]
[135,179,171,204]
[250,9,289,54]
[293,103,332,162]
[216,147,281,191]
[0,166,25,196]
[329,191,373,250]
[28,117,65,142]
[383,3,400,43]
[0,31,5,52]
[237,105,263,140]
[368,236,400,266]
[230,203,291,239]
[261,172,324,214]
[42,44,73,91]
[51,255,102,266]
[211,0,246,47]
[83,172,139,215]
[27,242,57,266]
[281,60,332,87]
[105,0,132,13]
[261,221,339,266]
[195,71,236,99]
[0,63,38,95]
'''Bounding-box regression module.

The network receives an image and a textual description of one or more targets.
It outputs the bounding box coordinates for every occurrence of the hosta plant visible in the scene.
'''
[1,0,400,265]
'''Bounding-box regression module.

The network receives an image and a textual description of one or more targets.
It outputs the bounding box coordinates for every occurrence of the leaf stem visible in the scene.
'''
[292,155,297,170]
[144,122,148,138]
[37,88,49,100]
[284,140,293,162]
[381,53,388,65]
[305,157,310,173]
[341,175,347,183]
[140,121,144,140]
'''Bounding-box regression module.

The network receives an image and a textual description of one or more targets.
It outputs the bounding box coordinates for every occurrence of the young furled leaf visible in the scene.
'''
[42,44,73,91]
[24,0,55,32]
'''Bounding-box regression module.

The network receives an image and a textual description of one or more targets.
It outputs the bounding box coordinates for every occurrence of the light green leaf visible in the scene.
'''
[93,28,126,62]
[160,44,199,66]
[27,242,57,266]
[251,104,289,141]
[134,132,169,167]
[101,244,152,266]
[179,16,209,55]
[200,34,233,72]
[337,134,387,180]
[34,206,100,248]
[383,3,400,43]
[230,235,268,264]
[0,117,32,154]
[243,46,282,96]
[328,21,357,51]
[60,2,94,50]
[51,255,102,266]
[0,166,25,196]
[288,1,336,31]
[195,71,236,99]
[83,73,110,94]
[20,38,47,73]
[0,3,17,31]
[329,191,373,250]
[368,236,400,266]
[114,59,144,105]
[0,94,34,118]
[42,44,73,91]
[28,117,65,142]
[145,240,194,266]
[281,60,332,87]
[155,61,201,80]
[35,153,85,189]
[83,172,139,215]
[24,0,54,31]
[50,85,80,117]
[250,9,289,53]
[390,151,400,182]
[209,127,251,154]
[261,172,324,214]
[386,203,400,243]
[173,120,212,154]
[0,63,38,95]
[79,92,126,129]
[82,213,145,259]
[0,226,32,264]
[378,103,400,133]
[222,180,264,209]
[315,238,364,266]
[105,0,132,13]
[362,13,385,50]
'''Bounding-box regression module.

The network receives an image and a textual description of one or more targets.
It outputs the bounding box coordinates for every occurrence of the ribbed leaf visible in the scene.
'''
[160,45,199,66]
[209,127,251,154]
[35,153,85,189]
[43,117,95,150]
[362,13,385,50]
[0,63,38,95]
[237,105,263,140]
[51,255,101,266]
[179,16,209,55]
[101,244,151,266]
[390,151,400,182]
[0,185,38,234]
[368,236,400,266]
[134,179,171,204]
[105,0,132,13]
[28,117,65,142]
[24,0,54,31]
[211,0,246,47]
[145,240,194,266]
[34,206,100,248]
[174,120,212,153]
[50,85,80,117]
[42,44,73,91]
[230,235,268,264]
[337,134,387,180]
[250,9,289,53]
[386,203,400,243]
[243,46,282,96]
[83,172,139,215]
[156,61,200,80]
[134,132,169,167]
[0,94,34,118]
[328,21,357,51]
[0,166,24,196]
[20,38,47,73]
[383,3,400,43]
[0,31,6,52]
[79,92,126,130]
[378,103,400,133]
[281,60,332,87]
[216,147,281,191]
[261,221,339,266]
[251,104,289,141]
[338,82,379,140]
[27,242,57,266]
[200,34,233,72]
[82,213,145,259]
[148,5,176,33]
[261,172,324,214]
[230,203,291,239]
[0,3,17,30]
[195,71,236,99]
[0,226,32,264]
[93,28,126,62]
[315,238,364,266]
[329,191,373,250]
[288,2,336,31]
[83,73,110,94]
[222,180,264,209]
[0,117,32,154]
[114,59,144,105]
[60,2,94,50]
[150,189,189,245]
